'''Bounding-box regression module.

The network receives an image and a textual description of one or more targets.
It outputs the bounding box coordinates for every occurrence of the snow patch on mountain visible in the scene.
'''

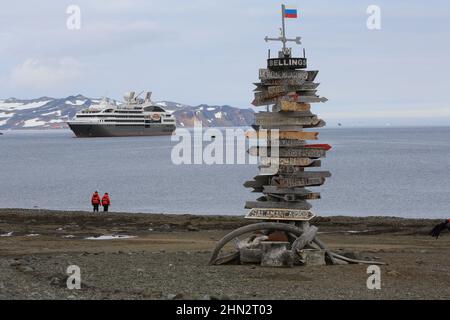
[0,95,254,130]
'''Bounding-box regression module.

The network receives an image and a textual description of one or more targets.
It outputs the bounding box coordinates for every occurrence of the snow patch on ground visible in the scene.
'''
[0,232,13,237]
[214,112,223,119]
[0,119,9,126]
[207,107,215,111]
[85,235,136,240]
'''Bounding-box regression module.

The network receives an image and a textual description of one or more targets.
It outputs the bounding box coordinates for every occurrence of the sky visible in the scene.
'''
[0,0,449,126]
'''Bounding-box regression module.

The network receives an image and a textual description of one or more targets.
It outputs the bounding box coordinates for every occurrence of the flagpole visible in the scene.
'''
[281,4,286,52]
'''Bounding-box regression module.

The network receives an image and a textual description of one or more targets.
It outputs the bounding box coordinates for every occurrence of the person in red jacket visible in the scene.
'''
[102,193,111,212]
[91,191,101,212]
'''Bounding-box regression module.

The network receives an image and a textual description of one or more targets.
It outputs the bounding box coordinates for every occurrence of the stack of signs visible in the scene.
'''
[244,55,331,221]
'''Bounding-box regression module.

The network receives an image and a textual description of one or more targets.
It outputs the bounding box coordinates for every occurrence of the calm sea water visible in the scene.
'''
[0,127,449,218]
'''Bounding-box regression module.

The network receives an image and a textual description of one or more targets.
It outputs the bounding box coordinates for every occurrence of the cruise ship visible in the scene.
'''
[67,91,176,137]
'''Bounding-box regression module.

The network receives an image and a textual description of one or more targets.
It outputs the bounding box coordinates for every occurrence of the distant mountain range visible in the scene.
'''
[0,95,255,130]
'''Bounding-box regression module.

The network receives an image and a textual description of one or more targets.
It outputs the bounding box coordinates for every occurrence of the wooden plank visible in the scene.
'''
[303,119,326,129]
[263,186,314,195]
[245,200,312,210]
[259,69,309,81]
[279,101,311,112]
[287,170,331,178]
[304,144,332,151]
[243,175,271,188]
[279,148,326,158]
[245,208,316,221]
[258,69,319,81]
[254,91,284,101]
[263,192,321,201]
[256,78,307,86]
[254,85,318,95]
[256,111,315,119]
[252,94,326,106]
[255,115,320,127]
[259,157,321,167]
[273,176,326,188]
[245,130,318,140]
[248,146,326,158]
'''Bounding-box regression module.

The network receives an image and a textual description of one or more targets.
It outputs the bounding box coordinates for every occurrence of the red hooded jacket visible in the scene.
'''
[102,194,111,206]
[91,192,101,205]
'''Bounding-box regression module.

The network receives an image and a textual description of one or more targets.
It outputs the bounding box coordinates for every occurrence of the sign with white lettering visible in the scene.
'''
[267,58,307,70]
[245,208,315,221]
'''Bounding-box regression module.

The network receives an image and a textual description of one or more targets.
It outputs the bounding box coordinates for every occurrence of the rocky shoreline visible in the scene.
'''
[0,208,449,299]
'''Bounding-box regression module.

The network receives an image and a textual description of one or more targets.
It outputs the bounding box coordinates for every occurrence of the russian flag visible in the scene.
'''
[284,6,298,19]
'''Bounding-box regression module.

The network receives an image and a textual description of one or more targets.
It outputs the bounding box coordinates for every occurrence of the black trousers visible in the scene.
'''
[103,205,109,212]
[93,204,99,212]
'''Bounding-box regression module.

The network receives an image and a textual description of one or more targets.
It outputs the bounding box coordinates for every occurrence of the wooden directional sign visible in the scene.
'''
[245,130,318,141]
[245,200,311,210]
[274,176,326,188]
[253,94,327,106]
[304,144,332,151]
[245,208,316,221]
[280,169,331,178]
[256,111,315,119]
[279,101,311,112]
[267,57,307,70]
[263,186,315,195]
[256,78,307,86]
[259,69,309,81]
[259,157,321,167]
[248,146,326,158]
[278,148,326,158]
[255,114,320,127]
[262,191,321,201]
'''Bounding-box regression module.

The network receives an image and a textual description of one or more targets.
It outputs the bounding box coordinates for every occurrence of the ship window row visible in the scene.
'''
[77,115,149,118]
[103,119,146,123]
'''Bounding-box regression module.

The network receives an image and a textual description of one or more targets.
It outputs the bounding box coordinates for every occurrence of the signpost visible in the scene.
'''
[208,5,383,269]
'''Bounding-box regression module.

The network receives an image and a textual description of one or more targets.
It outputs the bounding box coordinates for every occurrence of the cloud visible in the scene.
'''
[10,58,82,89]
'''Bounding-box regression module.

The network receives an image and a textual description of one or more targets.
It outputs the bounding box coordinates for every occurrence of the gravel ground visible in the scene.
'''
[0,208,449,300]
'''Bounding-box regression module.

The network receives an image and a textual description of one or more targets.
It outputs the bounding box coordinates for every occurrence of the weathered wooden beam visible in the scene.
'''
[245,200,312,210]
[304,144,332,151]
[259,69,309,81]
[259,157,321,167]
[245,209,315,221]
[279,101,311,112]
[260,166,330,176]
[264,192,321,201]
[273,176,326,188]
[255,115,321,127]
[263,186,312,195]
[258,120,326,130]
[252,94,327,106]
[245,130,318,140]
[248,146,326,158]
[287,170,332,178]
[255,78,307,86]
[258,69,319,81]
[256,111,315,119]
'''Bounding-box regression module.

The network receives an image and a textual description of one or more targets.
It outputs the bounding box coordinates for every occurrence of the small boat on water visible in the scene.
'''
[67,91,176,137]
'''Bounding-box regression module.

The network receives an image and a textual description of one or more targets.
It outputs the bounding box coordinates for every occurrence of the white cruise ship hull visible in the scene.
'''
[68,123,176,137]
